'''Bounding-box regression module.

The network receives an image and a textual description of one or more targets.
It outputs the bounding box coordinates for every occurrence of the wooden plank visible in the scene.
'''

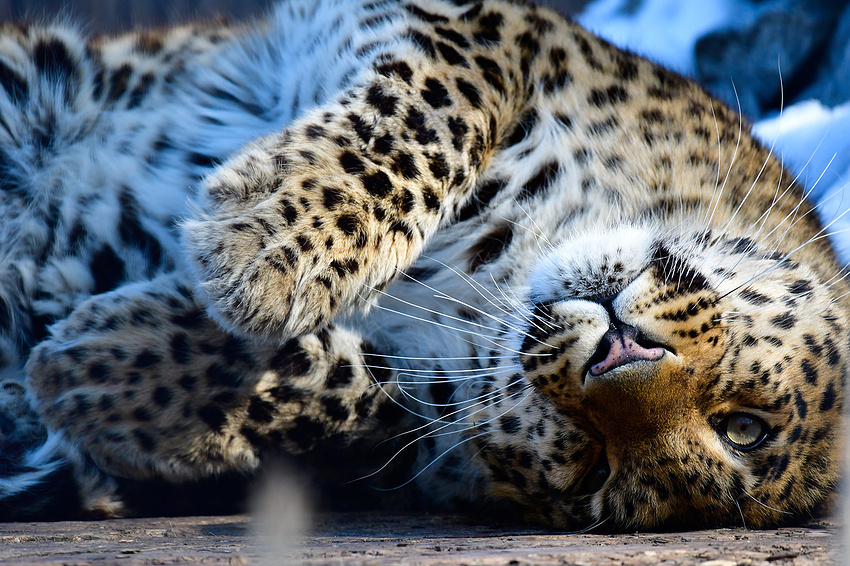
[0,513,837,565]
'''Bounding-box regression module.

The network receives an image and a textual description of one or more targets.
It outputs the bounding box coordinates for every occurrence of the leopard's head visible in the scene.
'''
[476,223,848,530]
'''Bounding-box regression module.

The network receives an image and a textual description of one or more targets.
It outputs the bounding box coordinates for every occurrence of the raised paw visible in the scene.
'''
[181,76,486,339]
[182,144,425,339]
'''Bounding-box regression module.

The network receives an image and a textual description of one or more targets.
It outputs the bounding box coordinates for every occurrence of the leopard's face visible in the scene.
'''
[476,224,847,530]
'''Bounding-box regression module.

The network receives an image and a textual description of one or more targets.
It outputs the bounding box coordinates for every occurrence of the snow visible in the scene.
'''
[579,0,850,263]
[577,0,787,75]
[754,101,850,262]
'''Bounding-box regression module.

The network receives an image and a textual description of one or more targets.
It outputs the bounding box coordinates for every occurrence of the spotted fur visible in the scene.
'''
[0,0,846,529]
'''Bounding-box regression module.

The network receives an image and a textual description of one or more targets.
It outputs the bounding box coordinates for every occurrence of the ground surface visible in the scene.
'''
[0,512,839,565]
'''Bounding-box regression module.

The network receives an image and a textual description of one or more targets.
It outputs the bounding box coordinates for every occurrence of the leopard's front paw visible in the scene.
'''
[182,132,424,339]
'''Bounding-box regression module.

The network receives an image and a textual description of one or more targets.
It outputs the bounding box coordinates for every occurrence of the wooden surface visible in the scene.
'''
[0,512,839,565]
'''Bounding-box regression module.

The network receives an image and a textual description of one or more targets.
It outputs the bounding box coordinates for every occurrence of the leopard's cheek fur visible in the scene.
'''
[477,235,848,530]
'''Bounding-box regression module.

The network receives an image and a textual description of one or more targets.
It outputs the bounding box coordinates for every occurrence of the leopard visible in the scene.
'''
[0,0,846,531]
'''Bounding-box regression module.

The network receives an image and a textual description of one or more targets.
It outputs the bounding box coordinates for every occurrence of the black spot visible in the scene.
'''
[474,56,505,94]
[132,407,152,422]
[394,189,416,214]
[447,116,469,151]
[541,69,573,92]
[0,59,27,104]
[474,11,503,44]
[770,312,797,330]
[270,339,312,376]
[220,335,251,365]
[405,108,439,145]
[375,61,413,84]
[248,396,276,424]
[118,190,163,268]
[171,308,204,329]
[739,288,772,306]
[320,396,351,422]
[198,405,228,432]
[422,77,452,108]
[800,359,818,385]
[179,374,196,392]
[330,258,360,277]
[609,53,637,80]
[327,359,355,388]
[205,364,242,389]
[455,78,482,108]
[503,110,537,147]
[794,389,808,420]
[133,429,157,452]
[729,237,754,255]
[435,41,468,66]
[428,153,449,180]
[304,124,325,139]
[767,453,790,481]
[295,235,313,252]
[107,64,133,102]
[286,416,325,450]
[365,84,398,116]
[33,39,77,87]
[518,161,559,200]
[423,187,441,212]
[389,220,415,241]
[280,201,298,225]
[460,3,483,20]
[500,415,521,435]
[469,225,513,272]
[787,279,813,295]
[392,152,419,179]
[372,133,394,155]
[804,334,823,357]
[152,386,173,407]
[361,171,393,197]
[457,179,506,221]
[169,334,191,365]
[68,394,92,418]
[589,85,629,107]
[339,151,366,175]
[133,350,160,369]
[825,338,841,366]
[127,72,154,109]
[651,246,710,294]
[336,214,360,235]
[240,426,268,449]
[322,187,343,210]
[820,382,837,412]
[407,29,437,58]
[430,380,453,406]
[90,245,125,294]
[435,26,470,48]
[587,116,619,136]
[405,5,449,23]
[87,362,110,383]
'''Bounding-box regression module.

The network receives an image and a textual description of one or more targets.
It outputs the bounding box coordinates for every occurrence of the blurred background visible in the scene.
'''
[0,0,589,32]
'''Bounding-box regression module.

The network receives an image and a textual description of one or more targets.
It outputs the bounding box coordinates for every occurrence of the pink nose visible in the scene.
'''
[589,325,665,376]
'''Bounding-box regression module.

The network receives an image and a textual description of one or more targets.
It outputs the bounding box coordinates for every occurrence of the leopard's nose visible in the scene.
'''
[588,324,664,377]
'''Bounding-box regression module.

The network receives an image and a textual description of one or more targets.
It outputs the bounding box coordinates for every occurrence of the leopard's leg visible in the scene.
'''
[180,1,546,340]
[25,272,403,489]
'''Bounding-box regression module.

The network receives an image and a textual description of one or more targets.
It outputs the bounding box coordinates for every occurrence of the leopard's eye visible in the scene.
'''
[578,453,610,494]
[723,413,767,450]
